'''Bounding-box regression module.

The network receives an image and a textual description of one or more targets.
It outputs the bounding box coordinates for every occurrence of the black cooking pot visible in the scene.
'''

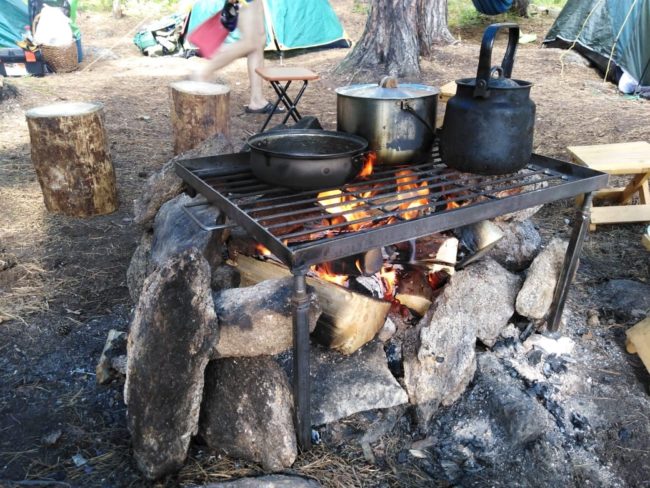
[440,23,536,175]
[247,129,369,190]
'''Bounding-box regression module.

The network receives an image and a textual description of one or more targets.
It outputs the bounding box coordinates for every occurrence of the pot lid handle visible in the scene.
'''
[474,23,519,98]
[379,76,398,89]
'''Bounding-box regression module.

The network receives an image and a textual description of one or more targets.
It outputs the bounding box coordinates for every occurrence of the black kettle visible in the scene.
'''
[440,23,535,175]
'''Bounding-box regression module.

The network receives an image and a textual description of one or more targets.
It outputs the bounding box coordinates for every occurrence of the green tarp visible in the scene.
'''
[186,0,350,52]
[0,0,30,48]
[543,0,650,85]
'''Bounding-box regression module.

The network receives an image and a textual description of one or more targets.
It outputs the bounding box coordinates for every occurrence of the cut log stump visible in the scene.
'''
[170,80,229,155]
[25,101,118,217]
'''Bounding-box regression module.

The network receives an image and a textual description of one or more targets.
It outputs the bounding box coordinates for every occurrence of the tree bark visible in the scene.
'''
[417,0,455,58]
[511,0,530,17]
[337,0,454,78]
[25,101,118,217]
[336,0,421,78]
[170,81,230,155]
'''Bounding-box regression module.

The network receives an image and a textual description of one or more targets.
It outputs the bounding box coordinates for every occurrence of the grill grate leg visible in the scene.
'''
[292,272,311,449]
[547,192,593,331]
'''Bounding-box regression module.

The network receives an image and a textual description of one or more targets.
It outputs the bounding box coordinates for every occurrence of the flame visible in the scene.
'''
[358,152,376,178]
[317,189,372,231]
[311,263,348,287]
[256,243,272,256]
[395,170,430,220]
[446,200,461,210]
[380,266,398,300]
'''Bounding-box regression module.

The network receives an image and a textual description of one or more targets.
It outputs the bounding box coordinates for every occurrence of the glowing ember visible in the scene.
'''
[395,170,430,220]
[311,263,348,287]
[380,266,398,300]
[446,200,461,210]
[256,243,272,256]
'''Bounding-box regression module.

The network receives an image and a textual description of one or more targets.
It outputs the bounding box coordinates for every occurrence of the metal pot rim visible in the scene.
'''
[335,83,440,100]
[246,129,368,160]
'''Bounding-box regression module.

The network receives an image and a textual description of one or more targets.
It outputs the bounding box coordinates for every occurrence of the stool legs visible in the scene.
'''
[259,80,309,132]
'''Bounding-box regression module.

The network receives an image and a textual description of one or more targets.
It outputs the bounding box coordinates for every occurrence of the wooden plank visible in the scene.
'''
[626,317,650,374]
[620,173,650,204]
[592,187,627,201]
[439,81,457,102]
[568,141,650,174]
[640,181,650,204]
[590,204,650,225]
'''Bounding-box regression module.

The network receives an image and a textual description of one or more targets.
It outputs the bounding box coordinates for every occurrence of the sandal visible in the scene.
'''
[245,102,285,114]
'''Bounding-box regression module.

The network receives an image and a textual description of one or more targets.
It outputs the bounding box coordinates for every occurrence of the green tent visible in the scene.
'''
[186,0,351,52]
[0,0,30,48]
[0,0,80,48]
[543,0,650,85]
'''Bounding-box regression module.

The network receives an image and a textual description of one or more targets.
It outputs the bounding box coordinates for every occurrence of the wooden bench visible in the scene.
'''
[436,81,457,129]
[568,141,650,231]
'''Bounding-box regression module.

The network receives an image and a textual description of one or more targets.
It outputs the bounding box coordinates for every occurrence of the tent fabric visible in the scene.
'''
[0,0,30,48]
[186,0,350,52]
[471,0,513,16]
[543,0,650,85]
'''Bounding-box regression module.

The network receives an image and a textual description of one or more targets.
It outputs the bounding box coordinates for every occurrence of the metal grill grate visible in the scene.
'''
[177,147,608,270]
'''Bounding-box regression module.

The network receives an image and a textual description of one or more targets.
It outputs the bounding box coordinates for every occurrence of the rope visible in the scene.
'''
[603,0,639,84]
[80,16,153,72]
[559,0,605,77]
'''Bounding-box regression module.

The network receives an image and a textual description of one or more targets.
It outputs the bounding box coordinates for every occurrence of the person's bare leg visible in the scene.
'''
[194,0,267,111]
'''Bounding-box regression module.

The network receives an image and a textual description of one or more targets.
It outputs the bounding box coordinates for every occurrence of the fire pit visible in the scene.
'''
[175,142,608,449]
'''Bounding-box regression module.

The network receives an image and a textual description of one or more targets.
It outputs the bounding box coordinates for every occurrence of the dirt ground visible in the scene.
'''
[0,1,649,487]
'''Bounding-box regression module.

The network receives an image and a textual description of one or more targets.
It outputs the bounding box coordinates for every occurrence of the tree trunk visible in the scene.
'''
[112,0,122,19]
[417,0,455,58]
[336,0,420,78]
[511,0,530,17]
[170,81,230,155]
[337,0,454,78]
[25,101,118,217]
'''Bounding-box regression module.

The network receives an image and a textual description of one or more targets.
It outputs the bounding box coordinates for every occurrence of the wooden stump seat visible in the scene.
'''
[170,80,230,155]
[25,101,118,217]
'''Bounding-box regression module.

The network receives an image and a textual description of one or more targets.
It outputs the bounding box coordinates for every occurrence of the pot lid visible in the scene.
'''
[336,78,439,100]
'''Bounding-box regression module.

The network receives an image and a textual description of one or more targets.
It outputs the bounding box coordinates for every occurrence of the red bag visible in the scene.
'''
[187,12,229,58]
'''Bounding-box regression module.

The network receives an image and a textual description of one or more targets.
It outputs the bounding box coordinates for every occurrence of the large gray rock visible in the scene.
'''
[403,259,520,425]
[597,279,650,321]
[126,231,154,303]
[478,353,553,445]
[133,133,234,228]
[125,250,219,480]
[151,193,223,268]
[311,341,408,425]
[193,475,320,487]
[199,357,297,471]
[214,278,320,357]
[516,238,568,320]
[491,219,542,271]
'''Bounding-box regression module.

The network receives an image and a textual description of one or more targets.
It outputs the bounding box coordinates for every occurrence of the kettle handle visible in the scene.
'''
[474,23,519,98]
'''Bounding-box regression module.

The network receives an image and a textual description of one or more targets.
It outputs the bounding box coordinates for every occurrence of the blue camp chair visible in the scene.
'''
[472,0,513,15]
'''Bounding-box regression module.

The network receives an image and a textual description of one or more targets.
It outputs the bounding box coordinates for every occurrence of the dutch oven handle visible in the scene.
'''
[474,22,519,98]
[401,101,437,138]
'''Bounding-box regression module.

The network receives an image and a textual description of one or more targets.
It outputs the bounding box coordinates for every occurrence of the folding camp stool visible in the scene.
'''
[255,66,319,132]
[568,141,650,231]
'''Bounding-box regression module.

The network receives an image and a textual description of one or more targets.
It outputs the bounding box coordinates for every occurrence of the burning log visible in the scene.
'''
[235,255,391,355]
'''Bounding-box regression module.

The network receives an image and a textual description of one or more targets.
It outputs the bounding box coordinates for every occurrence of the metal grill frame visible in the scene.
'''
[176,149,608,450]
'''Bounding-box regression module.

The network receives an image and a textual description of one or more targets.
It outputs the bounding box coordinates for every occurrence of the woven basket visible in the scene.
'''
[40,42,78,73]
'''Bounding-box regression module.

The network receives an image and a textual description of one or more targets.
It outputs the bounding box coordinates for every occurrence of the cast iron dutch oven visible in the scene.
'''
[247,129,369,190]
[440,23,536,175]
[336,76,439,165]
